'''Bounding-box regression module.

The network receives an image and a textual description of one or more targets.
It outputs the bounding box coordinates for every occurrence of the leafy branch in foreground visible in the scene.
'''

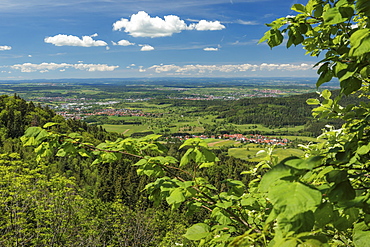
[22,124,270,245]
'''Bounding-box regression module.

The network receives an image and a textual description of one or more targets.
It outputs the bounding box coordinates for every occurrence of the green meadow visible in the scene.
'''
[228,146,304,162]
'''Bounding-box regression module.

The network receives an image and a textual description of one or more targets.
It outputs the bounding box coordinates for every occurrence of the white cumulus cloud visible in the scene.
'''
[10,62,118,73]
[0,46,12,51]
[140,44,155,51]
[146,63,315,75]
[204,47,219,51]
[113,39,135,46]
[44,34,108,47]
[113,11,225,38]
[188,20,225,31]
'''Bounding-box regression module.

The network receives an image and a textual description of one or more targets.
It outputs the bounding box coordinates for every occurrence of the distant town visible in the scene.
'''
[168,134,290,146]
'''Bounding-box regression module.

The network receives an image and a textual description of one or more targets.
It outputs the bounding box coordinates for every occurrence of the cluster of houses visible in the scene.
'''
[35,96,93,102]
[168,133,290,146]
[56,108,163,120]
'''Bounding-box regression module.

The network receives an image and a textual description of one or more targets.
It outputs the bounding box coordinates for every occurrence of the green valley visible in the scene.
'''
[0,77,346,163]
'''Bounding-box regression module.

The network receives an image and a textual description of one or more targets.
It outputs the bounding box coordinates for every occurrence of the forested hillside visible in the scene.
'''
[150,90,364,136]
[0,94,259,246]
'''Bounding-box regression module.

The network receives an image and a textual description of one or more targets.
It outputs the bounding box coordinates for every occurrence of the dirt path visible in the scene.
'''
[122,129,130,134]
[208,140,229,147]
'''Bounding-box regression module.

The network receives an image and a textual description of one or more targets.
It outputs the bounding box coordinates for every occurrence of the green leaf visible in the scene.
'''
[357,144,370,155]
[223,179,245,196]
[179,138,208,149]
[335,61,348,76]
[199,162,215,168]
[317,166,334,179]
[268,181,322,217]
[305,0,317,14]
[180,147,194,167]
[68,132,83,139]
[306,98,320,105]
[313,4,323,18]
[291,4,306,13]
[314,202,338,228]
[354,222,370,247]
[349,29,370,57]
[259,163,294,193]
[328,180,356,203]
[268,29,284,48]
[333,207,359,231]
[23,127,49,139]
[101,152,119,162]
[195,148,204,163]
[43,122,59,128]
[326,170,347,184]
[360,66,370,78]
[261,28,285,48]
[321,89,331,100]
[259,30,271,44]
[184,223,210,240]
[356,0,370,16]
[77,149,90,157]
[201,147,219,162]
[284,156,323,170]
[21,136,37,146]
[339,6,354,19]
[56,148,67,157]
[212,207,233,225]
[340,77,362,95]
[278,210,315,234]
[323,7,348,24]
[317,70,333,88]
[271,237,299,247]
[166,187,186,205]
[216,201,233,209]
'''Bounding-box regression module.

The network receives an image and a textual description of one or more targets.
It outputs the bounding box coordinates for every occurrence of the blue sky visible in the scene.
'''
[0,0,318,80]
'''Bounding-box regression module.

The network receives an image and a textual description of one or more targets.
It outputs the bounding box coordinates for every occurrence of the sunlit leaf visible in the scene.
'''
[268,181,322,217]
[184,223,210,240]
[349,29,370,56]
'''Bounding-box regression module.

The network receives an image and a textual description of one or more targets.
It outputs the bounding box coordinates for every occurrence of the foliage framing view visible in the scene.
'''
[6,0,370,246]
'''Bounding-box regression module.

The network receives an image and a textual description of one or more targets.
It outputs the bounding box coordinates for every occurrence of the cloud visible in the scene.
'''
[236,20,258,25]
[112,39,135,46]
[231,39,259,46]
[113,11,187,38]
[140,45,155,51]
[204,47,219,51]
[146,63,315,75]
[10,62,119,72]
[44,34,108,47]
[113,11,225,38]
[188,20,225,30]
[0,46,12,51]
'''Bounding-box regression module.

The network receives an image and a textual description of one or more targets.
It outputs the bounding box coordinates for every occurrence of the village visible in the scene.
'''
[56,107,163,120]
[168,133,290,146]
